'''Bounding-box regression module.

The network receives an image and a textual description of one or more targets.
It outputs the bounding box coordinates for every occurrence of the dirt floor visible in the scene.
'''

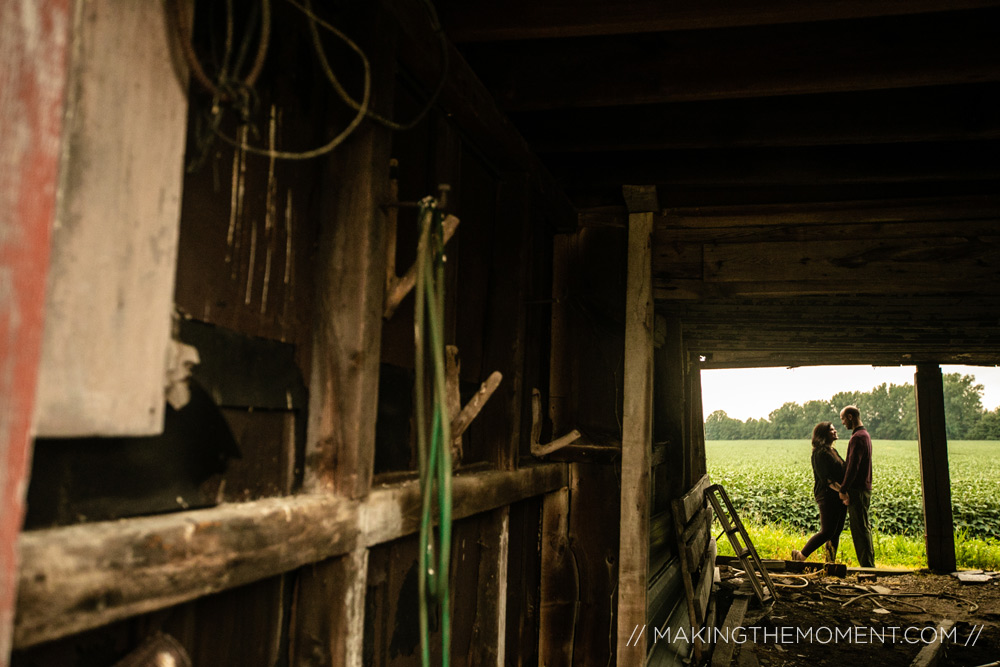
[713,566,1000,666]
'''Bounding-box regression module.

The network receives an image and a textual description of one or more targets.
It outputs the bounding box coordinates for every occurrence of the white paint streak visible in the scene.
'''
[261,106,278,313]
[244,220,257,305]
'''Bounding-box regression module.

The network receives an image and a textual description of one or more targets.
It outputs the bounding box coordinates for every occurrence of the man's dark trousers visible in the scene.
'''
[847,488,874,567]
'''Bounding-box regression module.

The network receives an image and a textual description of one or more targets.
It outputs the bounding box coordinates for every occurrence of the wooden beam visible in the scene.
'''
[516,84,1000,152]
[14,463,567,649]
[439,0,1000,41]
[623,184,659,214]
[304,5,395,498]
[0,0,71,660]
[384,0,577,231]
[698,350,1000,365]
[617,209,654,666]
[544,141,1000,189]
[699,351,1000,369]
[461,9,1000,110]
[914,365,957,572]
[568,180,1000,212]
[657,195,1000,228]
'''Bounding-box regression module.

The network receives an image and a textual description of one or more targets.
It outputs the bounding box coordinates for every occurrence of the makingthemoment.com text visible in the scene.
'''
[623,623,982,647]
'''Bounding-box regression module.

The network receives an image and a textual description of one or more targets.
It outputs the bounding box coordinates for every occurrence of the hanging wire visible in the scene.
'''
[171,0,450,162]
[292,0,450,131]
[168,0,271,102]
[211,1,371,160]
[170,0,370,160]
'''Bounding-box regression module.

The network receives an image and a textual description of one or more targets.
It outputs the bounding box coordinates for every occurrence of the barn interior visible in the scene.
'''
[3,0,999,665]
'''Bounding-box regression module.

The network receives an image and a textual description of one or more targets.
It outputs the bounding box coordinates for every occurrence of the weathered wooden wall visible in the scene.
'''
[10,1,580,666]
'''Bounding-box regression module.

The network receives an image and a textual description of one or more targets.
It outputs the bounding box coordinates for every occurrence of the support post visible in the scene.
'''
[295,4,396,663]
[303,3,396,499]
[914,364,957,572]
[0,1,71,661]
[617,186,655,665]
[539,487,577,666]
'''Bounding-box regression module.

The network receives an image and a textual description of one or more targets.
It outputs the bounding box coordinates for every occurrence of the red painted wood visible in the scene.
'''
[0,0,71,661]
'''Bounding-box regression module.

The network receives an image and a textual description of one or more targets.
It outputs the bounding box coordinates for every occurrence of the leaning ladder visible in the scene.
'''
[706,483,779,604]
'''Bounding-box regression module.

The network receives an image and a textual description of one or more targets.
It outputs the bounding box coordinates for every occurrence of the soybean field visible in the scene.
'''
[706,440,1000,540]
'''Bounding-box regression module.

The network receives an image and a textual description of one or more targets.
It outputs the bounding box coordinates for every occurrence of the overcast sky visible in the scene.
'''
[701,365,1000,421]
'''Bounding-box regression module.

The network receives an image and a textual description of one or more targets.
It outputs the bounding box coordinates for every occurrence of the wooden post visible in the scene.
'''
[539,487,578,666]
[289,549,369,667]
[468,508,510,667]
[617,186,655,666]
[304,8,395,499]
[914,364,957,572]
[688,357,707,481]
[296,4,395,664]
[0,0,71,661]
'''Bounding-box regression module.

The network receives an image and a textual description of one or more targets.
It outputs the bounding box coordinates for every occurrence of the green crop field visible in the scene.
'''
[706,440,1000,568]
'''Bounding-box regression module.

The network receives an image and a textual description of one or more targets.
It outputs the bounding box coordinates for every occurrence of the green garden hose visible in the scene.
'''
[414,197,453,667]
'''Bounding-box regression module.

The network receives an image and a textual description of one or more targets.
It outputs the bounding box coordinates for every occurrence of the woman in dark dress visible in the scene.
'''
[792,421,847,563]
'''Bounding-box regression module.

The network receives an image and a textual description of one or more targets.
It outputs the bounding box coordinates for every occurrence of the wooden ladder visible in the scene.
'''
[706,483,779,604]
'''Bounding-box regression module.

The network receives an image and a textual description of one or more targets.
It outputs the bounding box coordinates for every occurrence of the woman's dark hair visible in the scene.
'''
[811,421,835,449]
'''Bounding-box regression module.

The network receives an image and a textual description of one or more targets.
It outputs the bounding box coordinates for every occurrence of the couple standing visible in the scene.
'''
[791,405,875,567]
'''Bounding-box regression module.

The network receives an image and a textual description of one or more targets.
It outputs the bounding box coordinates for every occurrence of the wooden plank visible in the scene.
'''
[674,475,711,527]
[617,210,654,667]
[505,497,542,667]
[289,549,368,667]
[703,237,1000,286]
[0,0,71,660]
[517,84,1000,152]
[649,509,674,577]
[545,141,1000,189]
[468,507,509,667]
[669,499,698,664]
[567,461,620,666]
[14,463,566,649]
[692,539,717,627]
[683,511,712,570]
[646,558,682,632]
[439,0,1000,41]
[910,619,955,667]
[33,0,190,436]
[361,464,567,547]
[914,365,957,572]
[659,195,1000,228]
[304,6,395,498]
[461,9,1000,111]
[710,587,751,667]
[539,487,576,666]
[657,220,1000,252]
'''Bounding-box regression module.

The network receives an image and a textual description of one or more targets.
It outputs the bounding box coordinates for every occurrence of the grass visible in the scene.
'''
[715,518,1000,570]
[708,439,1000,570]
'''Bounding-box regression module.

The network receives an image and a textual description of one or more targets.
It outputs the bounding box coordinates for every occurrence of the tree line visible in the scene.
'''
[704,373,1000,440]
